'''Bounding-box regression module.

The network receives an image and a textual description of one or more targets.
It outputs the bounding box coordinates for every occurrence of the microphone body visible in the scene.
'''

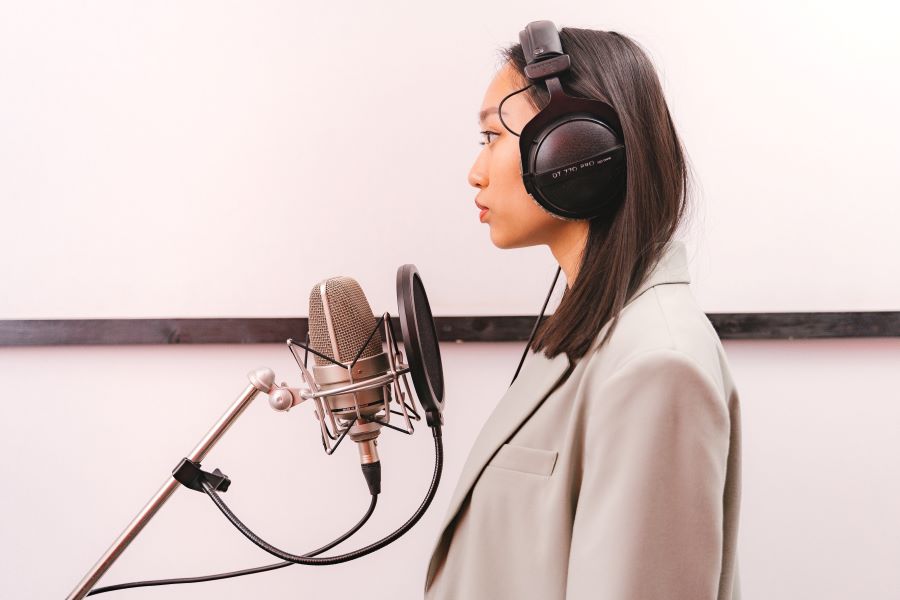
[308,276,393,466]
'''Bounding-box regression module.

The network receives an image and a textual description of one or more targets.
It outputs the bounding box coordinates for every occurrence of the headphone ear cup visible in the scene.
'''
[513,32,628,221]
[526,116,626,220]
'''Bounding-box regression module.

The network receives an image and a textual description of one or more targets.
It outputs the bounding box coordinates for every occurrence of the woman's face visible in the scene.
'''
[469,62,571,249]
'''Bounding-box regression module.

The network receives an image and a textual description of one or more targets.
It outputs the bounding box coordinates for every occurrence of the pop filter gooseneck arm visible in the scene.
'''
[510,266,562,386]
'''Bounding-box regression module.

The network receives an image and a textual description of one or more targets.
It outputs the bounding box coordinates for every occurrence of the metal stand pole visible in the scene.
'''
[65,368,275,600]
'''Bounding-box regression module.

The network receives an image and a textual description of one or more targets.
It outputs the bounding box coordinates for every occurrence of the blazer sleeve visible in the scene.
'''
[564,348,731,600]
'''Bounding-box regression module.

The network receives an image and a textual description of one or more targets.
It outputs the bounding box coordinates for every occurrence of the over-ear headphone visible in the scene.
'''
[500,20,627,221]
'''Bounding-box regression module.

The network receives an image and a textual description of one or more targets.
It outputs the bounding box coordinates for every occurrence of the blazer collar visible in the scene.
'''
[424,239,690,589]
[626,239,690,306]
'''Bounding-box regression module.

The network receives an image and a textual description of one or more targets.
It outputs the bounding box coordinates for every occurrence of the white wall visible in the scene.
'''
[1,0,898,318]
[2,1,899,598]
[1,339,899,598]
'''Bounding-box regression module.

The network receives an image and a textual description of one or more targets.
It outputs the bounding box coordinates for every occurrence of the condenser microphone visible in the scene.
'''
[65,267,447,598]
[308,276,391,469]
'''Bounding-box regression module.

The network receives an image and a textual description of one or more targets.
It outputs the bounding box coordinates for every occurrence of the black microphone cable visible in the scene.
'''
[510,265,562,386]
[84,407,443,593]
[85,493,379,596]
[200,426,443,565]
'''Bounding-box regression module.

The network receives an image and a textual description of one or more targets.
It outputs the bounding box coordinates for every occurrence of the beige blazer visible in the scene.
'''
[423,240,741,599]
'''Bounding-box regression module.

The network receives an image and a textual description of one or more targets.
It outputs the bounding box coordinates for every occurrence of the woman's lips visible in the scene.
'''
[475,198,489,222]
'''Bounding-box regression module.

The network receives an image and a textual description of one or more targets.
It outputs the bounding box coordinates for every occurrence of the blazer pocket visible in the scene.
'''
[486,443,558,477]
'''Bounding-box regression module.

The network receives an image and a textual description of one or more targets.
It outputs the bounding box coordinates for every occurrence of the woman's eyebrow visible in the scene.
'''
[478,106,504,124]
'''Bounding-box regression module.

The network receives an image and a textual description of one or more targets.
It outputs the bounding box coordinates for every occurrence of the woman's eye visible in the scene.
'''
[479,131,497,146]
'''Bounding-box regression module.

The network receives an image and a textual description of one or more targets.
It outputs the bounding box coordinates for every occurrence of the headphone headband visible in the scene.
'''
[519,20,572,80]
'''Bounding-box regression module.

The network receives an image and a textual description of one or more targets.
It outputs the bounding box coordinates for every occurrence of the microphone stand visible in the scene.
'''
[65,368,277,600]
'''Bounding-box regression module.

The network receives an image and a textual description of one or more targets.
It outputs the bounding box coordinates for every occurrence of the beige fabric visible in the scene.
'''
[423,240,742,599]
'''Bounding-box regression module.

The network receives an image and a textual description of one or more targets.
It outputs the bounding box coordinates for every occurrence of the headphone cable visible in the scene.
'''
[510,265,562,386]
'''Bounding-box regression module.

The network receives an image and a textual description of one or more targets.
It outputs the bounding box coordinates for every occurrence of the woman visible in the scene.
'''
[423,23,742,600]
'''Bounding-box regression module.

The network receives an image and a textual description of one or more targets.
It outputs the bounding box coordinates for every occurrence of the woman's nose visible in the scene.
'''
[468,156,488,189]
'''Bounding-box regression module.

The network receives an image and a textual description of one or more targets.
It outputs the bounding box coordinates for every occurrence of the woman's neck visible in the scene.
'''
[548,221,589,287]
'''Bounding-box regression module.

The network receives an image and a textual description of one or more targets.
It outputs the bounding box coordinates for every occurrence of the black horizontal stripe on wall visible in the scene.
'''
[0,312,898,346]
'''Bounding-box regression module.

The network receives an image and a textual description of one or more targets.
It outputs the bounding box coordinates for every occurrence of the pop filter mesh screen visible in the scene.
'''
[412,274,444,402]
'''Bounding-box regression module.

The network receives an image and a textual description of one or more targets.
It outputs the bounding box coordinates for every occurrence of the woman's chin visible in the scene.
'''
[488,228,511,249]
[489,229,526,250]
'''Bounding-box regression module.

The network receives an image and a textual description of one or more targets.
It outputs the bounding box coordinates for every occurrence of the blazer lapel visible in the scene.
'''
[424,349,571,588]
[439,349,572,534]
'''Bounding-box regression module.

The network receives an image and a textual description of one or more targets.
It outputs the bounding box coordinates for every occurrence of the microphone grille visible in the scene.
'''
[308,276,384,366]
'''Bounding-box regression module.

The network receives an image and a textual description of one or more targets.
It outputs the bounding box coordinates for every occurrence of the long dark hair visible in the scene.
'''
[500,27,694,363]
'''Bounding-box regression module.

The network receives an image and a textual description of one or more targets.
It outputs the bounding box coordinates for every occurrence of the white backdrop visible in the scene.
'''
[2,340,899,599]
[2,1,899,599]
[1,0,898,320]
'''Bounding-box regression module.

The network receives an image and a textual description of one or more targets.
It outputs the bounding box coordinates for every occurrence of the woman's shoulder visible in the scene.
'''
[581,282,733,399]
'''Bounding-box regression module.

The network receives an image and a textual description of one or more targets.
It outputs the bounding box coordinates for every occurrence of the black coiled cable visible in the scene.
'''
[86,493,378,595]
[200,426,443,565]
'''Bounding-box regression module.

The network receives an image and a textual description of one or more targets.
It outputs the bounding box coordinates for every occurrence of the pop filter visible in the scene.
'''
[396,264,445,428]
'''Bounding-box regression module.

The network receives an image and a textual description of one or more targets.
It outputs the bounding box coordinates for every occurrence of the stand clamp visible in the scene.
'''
[172,458,231,493]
